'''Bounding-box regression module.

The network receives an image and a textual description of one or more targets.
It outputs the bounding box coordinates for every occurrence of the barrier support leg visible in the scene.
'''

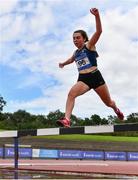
[14,137,19,170]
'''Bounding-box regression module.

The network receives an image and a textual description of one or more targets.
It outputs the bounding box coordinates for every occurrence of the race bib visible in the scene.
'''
[76,57,90,69]
[75,51,91,71]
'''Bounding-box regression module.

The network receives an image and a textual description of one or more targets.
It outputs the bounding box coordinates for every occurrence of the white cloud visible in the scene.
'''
[0,1,54,43]
[0,0,18,15]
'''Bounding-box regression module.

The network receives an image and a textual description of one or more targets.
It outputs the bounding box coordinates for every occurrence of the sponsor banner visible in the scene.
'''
[105,151,126,161]
[19,148,32,157]
[127,152,138,161]
[0,148,3,157]
[32,149,40,158]
[39,149,58,158]
[5,148,32,158]
[59,150,82,159]
[83,151,104,160]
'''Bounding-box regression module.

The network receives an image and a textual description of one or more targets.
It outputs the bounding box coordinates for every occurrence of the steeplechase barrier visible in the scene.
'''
[0,123,138,170]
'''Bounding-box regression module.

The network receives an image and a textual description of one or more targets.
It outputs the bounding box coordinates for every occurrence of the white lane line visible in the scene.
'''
[0,163,109,166]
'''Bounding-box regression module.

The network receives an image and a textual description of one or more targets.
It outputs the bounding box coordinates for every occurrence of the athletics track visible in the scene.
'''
[0,159,138,177]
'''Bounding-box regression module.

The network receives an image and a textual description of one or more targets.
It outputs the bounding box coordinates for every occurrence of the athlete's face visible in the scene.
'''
[73,33,85,48]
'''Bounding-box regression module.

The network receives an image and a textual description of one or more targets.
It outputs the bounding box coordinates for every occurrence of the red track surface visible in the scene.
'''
[0,159,138,176]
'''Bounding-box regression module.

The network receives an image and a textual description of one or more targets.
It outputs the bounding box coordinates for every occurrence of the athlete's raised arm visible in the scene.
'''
[87,8,102,49]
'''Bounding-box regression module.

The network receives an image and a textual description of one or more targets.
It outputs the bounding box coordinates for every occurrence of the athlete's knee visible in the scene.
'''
[68,90,78,99]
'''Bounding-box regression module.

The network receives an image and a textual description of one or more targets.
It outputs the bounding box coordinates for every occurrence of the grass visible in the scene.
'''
[34,134,138,142]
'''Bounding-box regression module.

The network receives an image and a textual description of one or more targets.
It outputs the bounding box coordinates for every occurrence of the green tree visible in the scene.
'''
[11,110,35,129]
[0,112,15,129]
[33,115,47,128]
[107,115,116,124]
[90,114,102,125]
[126,113,138,123]
[0,95,6,112]
[84,117,92,126]
[101,117,108,125]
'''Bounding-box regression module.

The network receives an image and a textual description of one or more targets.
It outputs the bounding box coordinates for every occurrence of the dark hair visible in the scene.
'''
[73,30,89,42]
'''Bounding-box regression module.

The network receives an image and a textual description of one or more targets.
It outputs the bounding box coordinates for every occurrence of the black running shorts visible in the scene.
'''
[77,69,105,89]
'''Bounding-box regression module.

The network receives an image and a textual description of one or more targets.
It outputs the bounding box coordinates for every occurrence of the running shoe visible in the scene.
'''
[56,117,71,128]
[115,108,124,120]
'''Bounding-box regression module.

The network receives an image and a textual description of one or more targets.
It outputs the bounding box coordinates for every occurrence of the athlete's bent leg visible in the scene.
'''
[65,81,90,120]
[56,81,90,127]
[94,84,124,120]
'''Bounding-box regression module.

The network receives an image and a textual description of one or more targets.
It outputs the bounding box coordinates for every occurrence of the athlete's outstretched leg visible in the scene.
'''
[95,84,124,120]
[56,81,90,127]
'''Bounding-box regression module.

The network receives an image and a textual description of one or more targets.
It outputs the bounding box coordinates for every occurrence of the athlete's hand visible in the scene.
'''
[59,63,64,68]
[90,8,99,16]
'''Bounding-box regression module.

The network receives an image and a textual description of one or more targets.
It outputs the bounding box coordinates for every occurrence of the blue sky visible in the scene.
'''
[0,0,138,118]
